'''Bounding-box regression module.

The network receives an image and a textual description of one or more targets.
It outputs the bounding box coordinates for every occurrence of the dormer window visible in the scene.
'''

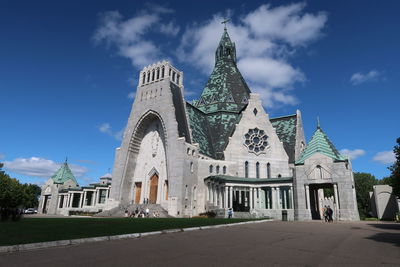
[241,96,248,104]
[226,94,235,103]
[198,97,205,106]
[211,95,219,103]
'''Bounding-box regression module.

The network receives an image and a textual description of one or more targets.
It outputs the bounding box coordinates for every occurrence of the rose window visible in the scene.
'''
[244,128,268,154]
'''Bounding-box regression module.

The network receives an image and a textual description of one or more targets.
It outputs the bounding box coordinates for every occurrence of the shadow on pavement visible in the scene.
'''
[366,223,400,247]
[367,223,400,231]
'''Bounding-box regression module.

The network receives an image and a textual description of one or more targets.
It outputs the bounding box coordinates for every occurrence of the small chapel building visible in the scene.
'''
[40,27,359,221]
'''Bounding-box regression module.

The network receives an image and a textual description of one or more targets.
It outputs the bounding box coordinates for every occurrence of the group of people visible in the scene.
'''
[322,205,334,222]
[124,207,161,218]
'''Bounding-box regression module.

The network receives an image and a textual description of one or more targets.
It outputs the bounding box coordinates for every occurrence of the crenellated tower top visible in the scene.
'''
[138,61,183,88]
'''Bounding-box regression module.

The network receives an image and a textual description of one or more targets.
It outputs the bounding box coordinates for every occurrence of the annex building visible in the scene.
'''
[39,28,359,221]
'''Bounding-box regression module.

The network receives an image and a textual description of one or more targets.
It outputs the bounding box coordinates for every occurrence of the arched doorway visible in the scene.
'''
[149,174,159,204]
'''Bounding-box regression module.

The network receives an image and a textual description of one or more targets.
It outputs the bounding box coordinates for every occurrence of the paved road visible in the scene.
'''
[1,221,399,266]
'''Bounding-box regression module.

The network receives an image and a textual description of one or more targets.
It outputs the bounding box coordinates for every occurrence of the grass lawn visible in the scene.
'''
[0,217,257,246]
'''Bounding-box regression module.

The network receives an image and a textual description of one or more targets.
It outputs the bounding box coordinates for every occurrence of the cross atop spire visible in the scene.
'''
[221,18,230,30]
[65,157,68,163]
[317,116,320,128]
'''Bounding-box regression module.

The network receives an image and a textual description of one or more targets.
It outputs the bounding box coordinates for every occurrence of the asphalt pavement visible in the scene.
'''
[0,220,399,266]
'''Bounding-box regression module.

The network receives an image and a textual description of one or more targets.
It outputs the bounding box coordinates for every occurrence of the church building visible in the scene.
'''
[40,27,359,221]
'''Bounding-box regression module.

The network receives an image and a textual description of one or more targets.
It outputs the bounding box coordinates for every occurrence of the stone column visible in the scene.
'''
[333,183,339,219]
[305,185,311,210]
[224,186,228,208]
[271,187,275,209]
[289,186,293,209]
[229,187,233,208]
[207,183,210,202]
[70,193,74,208]
[283,189,287,209]
[249,188,253,210]
[95,189,100,206]
[82,191,87,207]
[276,187,281,209]
[80,192,84,208]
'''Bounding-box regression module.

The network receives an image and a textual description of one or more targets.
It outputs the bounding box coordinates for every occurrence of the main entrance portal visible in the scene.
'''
[149,174,159,204]
[135,182,142,204]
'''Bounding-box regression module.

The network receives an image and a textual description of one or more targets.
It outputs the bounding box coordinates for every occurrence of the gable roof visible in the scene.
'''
[295,126,346,165]
[51,162,78,185]
[270,114,297,163]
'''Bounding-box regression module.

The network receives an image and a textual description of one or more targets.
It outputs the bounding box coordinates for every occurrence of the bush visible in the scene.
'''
[69,210,97,216]
[198,211,216,218]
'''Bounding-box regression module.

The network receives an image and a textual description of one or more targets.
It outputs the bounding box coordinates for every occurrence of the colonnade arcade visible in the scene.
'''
[204,176,294,212]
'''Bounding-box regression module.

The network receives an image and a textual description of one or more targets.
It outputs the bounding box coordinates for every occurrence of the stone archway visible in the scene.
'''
[149,174,159,204]
[118,110,168,205]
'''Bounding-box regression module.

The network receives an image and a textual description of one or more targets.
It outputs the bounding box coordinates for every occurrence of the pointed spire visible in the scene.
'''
[317,116,320,129]
[65,157,68,164]
[295,125,346,164]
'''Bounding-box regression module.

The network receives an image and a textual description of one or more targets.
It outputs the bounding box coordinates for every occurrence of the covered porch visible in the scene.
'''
[204,175,294,214]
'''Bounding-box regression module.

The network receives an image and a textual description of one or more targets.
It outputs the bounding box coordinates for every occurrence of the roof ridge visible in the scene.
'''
[270,114,297,120]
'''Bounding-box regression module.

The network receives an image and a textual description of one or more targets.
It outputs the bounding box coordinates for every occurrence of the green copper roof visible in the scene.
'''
[186,102,214,157]
[295,126,346,165]
[271,114,297,163]
[187,28,250,159]
[196,28,250,114]
[51,162,78,184]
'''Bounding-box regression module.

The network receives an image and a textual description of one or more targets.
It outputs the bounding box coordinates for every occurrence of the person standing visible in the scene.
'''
[327,206,333,222]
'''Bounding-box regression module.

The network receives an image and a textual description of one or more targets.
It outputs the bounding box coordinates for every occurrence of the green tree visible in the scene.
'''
[354,172,378,219]
[388,137,400,197]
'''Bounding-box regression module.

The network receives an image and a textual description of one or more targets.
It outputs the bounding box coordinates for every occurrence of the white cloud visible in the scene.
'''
[127,91,135,99]
[93,5,175,69]
[350,70,382,85]
[373,151,395,164]
[177,3,327,108]
[98,123,125,141]
[3,157,88,179]
[339,149,366,160]
[159,21,180,36]
[95,3,327,109]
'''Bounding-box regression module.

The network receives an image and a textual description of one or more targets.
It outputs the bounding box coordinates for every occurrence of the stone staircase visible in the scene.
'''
[94,204,169,218]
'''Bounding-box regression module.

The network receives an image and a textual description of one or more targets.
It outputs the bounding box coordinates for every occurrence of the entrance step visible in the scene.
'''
[94,204,170,218]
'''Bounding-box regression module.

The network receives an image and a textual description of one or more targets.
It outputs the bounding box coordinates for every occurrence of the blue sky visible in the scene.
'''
[1,0,399,185]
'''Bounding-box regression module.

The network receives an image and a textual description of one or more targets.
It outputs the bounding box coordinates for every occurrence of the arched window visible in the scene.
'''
[267,163,271,179]
[245,161,249,178]
[151,70,155,81]
[223,166,227,174]
[156,68,160,80]
[142,73,146,85]
[278,174,282,178]
[190,162,194,173]
[256,162,260,178]
[193,186,197,201]
[209,165,213,174]
[185,185,188,199]
[187,148,191,154]
[161,67,165,78]
[147,71,150,83]
[226,48,231,55]
[177,74,180,84]
[216,165,220,174]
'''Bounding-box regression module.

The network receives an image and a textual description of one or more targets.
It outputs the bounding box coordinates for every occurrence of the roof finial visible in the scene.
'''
[317,116,320,129]
[65,157,68,164]
[221,18,230,30]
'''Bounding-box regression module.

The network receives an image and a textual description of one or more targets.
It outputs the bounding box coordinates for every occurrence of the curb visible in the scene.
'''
[0,219,272,254]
